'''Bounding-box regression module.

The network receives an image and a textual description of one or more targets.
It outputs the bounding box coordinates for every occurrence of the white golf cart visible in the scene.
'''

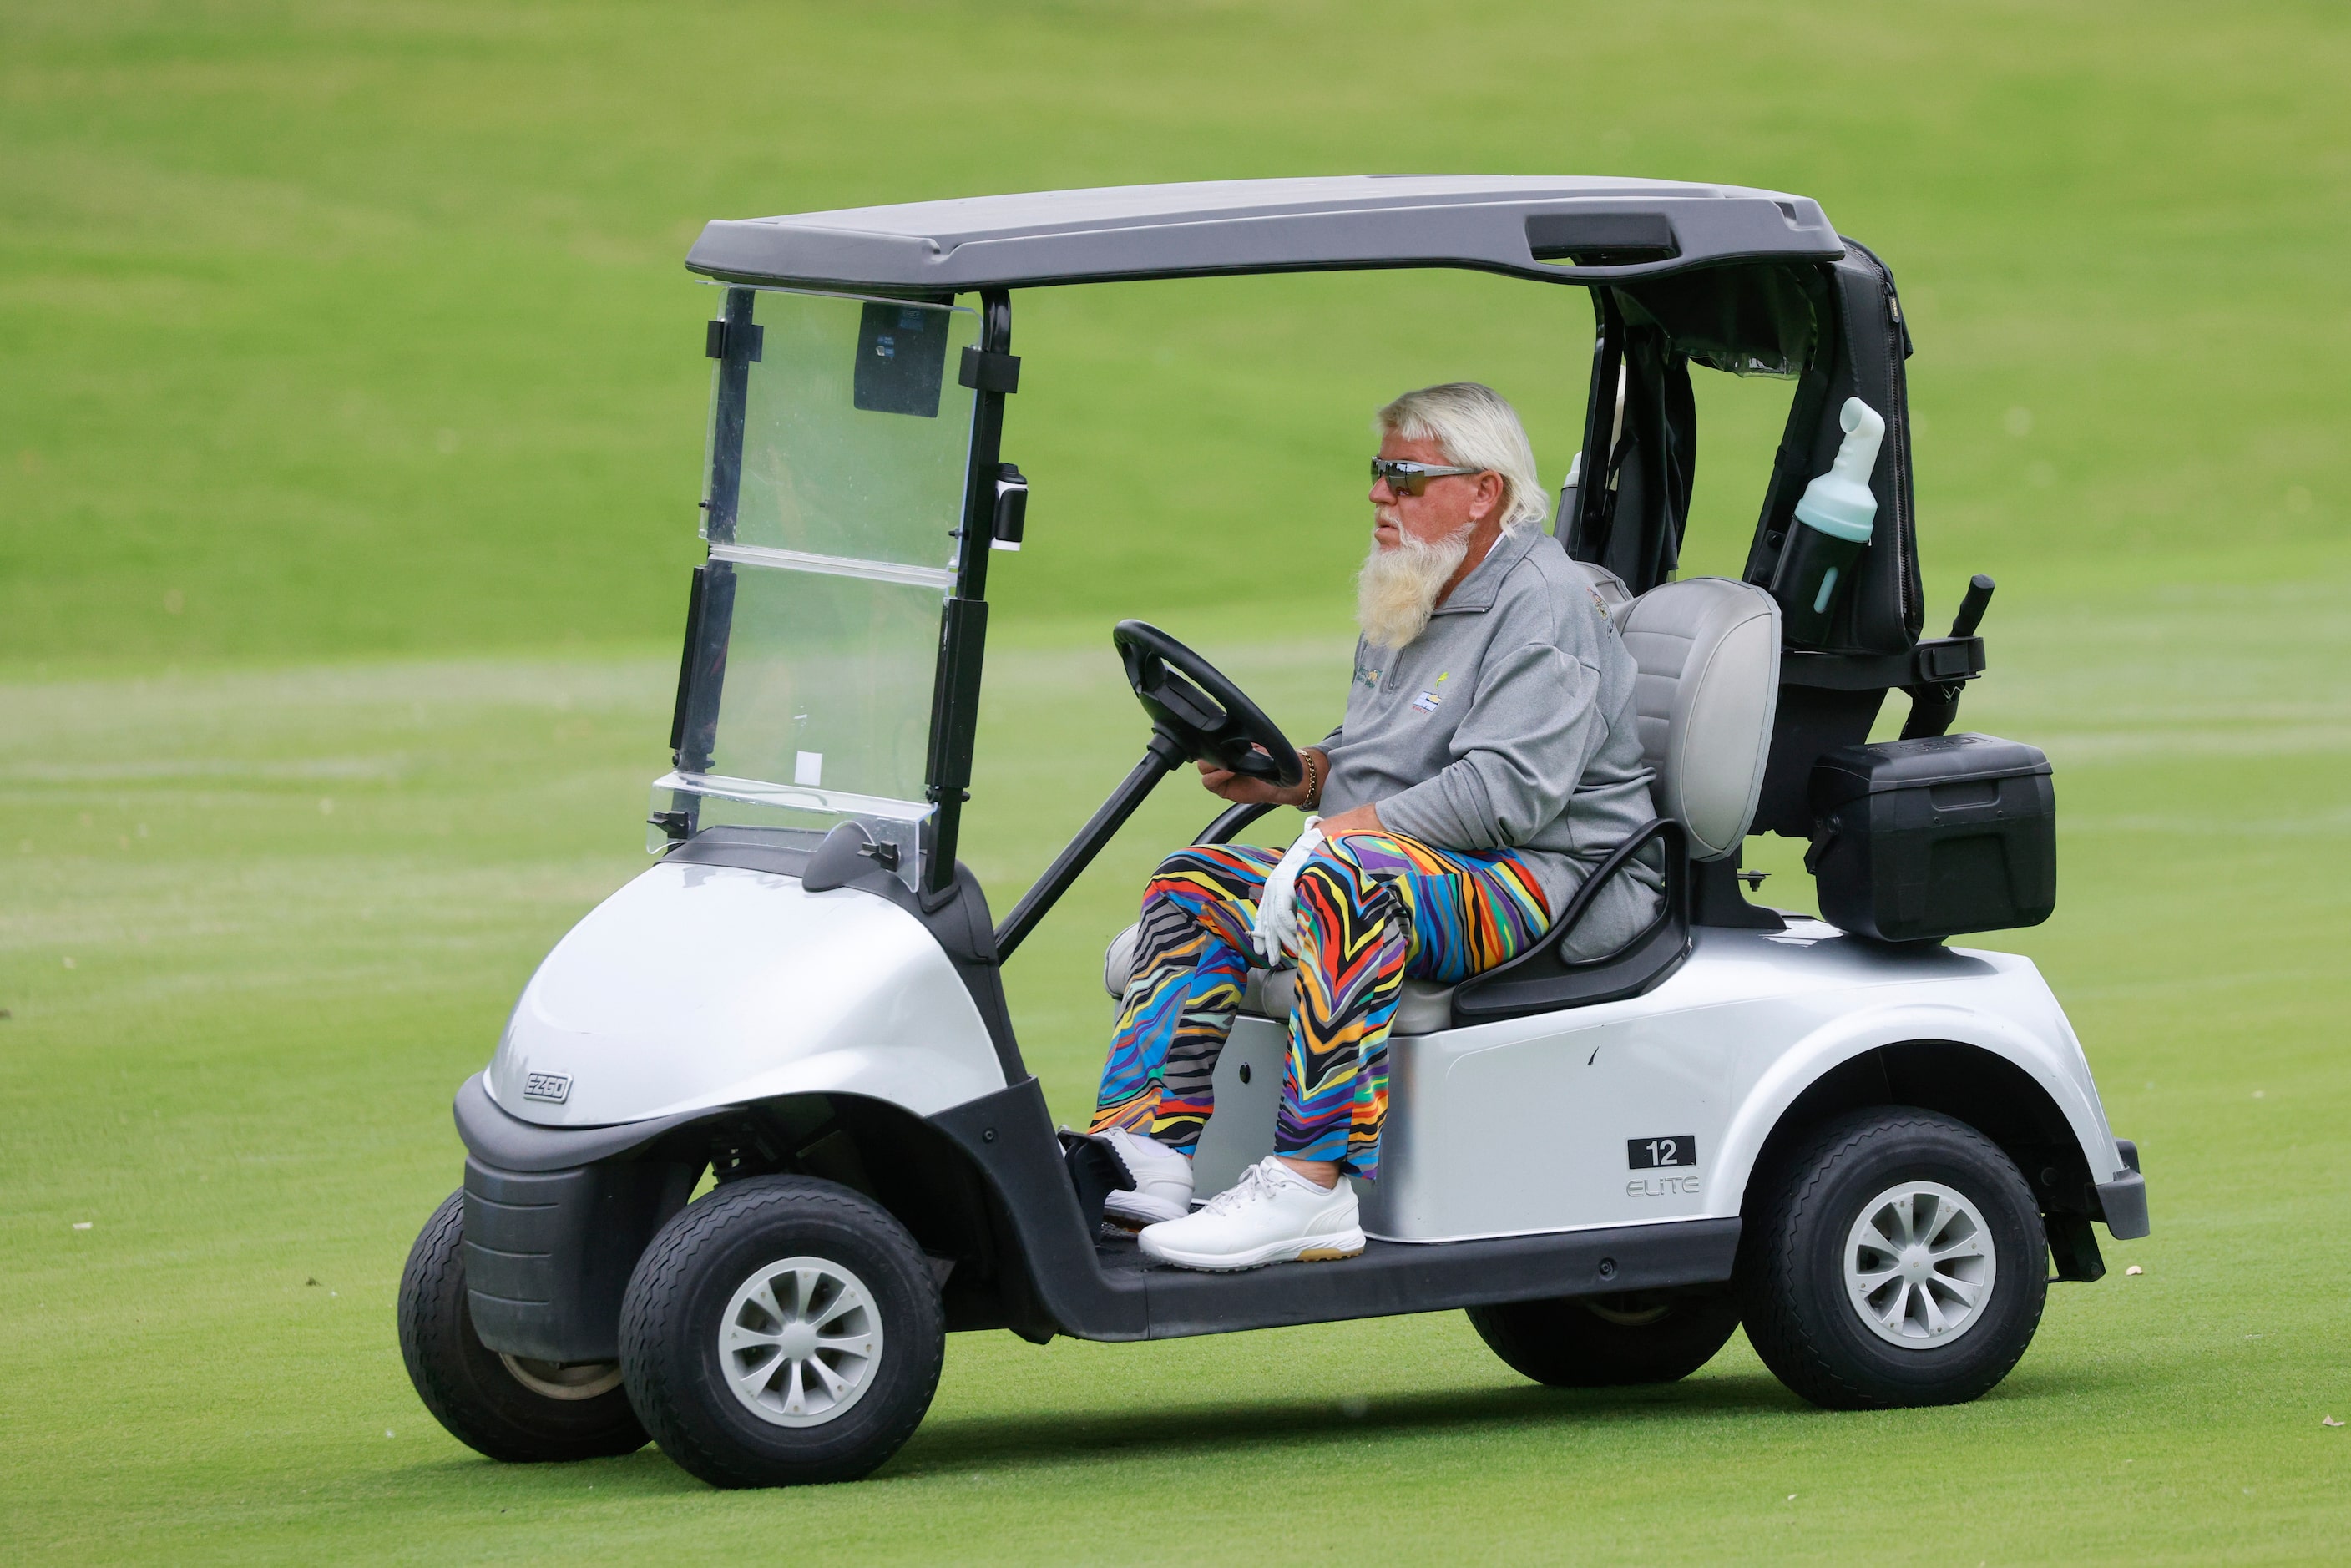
[397,177,2147,1488]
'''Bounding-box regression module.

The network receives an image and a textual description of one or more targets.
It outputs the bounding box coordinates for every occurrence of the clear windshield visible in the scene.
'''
[658,288,980,882]
[720,291,982,570]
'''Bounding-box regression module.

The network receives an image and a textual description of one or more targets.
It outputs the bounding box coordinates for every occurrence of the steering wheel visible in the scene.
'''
[1112,620,1303,787]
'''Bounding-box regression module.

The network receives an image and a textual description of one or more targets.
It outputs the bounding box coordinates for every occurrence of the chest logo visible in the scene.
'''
[1408,671,1449,714]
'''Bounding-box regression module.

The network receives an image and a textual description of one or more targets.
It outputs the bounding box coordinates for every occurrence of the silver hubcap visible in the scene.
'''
[719,1256,884,1428]
[499,1354,624,1400]
[1843,1181,1996,1349]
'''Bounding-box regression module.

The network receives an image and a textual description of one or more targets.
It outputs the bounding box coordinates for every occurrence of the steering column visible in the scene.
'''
[993,620,1300,959]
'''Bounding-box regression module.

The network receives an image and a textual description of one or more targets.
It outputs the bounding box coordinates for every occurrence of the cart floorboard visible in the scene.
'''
[1078,1220,1742,1342]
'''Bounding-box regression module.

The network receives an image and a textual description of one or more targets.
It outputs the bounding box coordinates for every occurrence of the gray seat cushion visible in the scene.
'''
[1246,967,1455,1036]
[1617,577,1781,861]
[1104,923,1454,1036]
[1102,922,1141,999]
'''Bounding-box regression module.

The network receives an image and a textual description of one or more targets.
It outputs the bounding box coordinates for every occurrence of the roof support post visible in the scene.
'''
[702,287,756,547]
[663,286,759,834]
[1565,292,1625,564]
[921,289,1014,898]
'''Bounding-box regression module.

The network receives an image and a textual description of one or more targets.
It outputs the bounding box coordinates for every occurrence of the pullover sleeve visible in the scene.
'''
[1374,641,1606,851]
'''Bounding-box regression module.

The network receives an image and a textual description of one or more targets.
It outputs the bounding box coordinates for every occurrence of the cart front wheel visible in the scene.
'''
[1737,1107,2046,1409]
[619,1176,943,1488]
[1466,1287,1739,1387]
[396,1191,649,1461]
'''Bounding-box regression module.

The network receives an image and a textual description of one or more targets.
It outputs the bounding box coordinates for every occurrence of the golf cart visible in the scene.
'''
[397,177,2148,1488]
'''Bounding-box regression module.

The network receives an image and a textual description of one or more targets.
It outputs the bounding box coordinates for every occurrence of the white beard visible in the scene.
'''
[1355,515,1471,650]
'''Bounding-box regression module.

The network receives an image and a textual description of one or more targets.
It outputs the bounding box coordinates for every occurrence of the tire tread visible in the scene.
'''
[1467,1292,1740,1388]
[619,1176,943,1489]
[396,1190,648,1462]
[1737,1108,2044,1410]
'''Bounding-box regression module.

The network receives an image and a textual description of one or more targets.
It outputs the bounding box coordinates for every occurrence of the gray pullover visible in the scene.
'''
[1319,525,1660,921]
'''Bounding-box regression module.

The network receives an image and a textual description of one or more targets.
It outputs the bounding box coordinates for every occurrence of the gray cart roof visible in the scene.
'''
[686,175,1843,293]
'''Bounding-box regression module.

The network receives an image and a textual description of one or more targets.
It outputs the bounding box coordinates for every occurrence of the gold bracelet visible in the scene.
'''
[1302,750,1322,810]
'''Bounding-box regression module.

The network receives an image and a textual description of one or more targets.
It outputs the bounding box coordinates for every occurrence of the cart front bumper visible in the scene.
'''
[2096,1138,2148,1240]
[452,1075,709,1362]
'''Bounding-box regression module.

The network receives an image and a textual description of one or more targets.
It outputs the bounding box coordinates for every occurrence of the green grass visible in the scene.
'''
[7,581,2350,1562]
[4,0,2350,1562]
[4,0,2346,665]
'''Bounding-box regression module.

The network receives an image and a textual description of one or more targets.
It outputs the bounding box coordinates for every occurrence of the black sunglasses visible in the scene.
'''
[1370,458,1487,496]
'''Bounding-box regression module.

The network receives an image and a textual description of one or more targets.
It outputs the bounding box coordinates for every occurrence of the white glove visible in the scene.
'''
[1250,817,1324,966]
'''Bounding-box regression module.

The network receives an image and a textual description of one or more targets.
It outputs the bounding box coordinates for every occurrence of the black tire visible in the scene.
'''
[618,1176,943,1489]
[397,1191,649,1462]
[1737,1107,2046,1410]
[1467,1288,1741,1387]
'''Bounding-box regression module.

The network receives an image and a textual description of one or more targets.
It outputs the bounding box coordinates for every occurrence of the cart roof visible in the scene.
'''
[686,175,1843,294]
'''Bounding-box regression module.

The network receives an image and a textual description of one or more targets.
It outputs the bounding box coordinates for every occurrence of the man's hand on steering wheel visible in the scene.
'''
[1197,747,1324,808]
[1197,746,1383,836]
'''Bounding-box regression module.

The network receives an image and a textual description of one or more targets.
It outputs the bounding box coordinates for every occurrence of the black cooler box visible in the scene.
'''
[1807,734,2055,943]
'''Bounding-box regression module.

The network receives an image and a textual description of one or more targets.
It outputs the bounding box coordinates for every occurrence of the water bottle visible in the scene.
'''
[1771,397,1883,645]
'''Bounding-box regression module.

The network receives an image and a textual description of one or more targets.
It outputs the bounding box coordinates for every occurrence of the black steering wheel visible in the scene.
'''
[1112,620,1303,787]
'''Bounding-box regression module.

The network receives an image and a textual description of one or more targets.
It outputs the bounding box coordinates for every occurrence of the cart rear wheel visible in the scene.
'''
[1466,1288,1740,1387]
[618,1176,943,1488]
[1737,1107,2045,1409]
[396,1191,649,1462]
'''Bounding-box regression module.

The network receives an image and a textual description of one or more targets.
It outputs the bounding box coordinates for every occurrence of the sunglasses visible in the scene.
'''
[1370,458,1487,496]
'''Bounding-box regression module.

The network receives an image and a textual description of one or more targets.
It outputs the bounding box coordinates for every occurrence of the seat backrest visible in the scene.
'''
[1616,577,1781,862]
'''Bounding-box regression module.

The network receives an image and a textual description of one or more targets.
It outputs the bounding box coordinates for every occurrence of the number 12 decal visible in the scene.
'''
[1627,1136,1697,1170]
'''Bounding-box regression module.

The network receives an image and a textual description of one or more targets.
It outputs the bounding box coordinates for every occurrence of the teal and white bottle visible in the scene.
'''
[1771,397,1884,645]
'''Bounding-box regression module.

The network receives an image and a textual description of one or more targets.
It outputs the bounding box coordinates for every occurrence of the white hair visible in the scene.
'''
[1376,382,1549,534]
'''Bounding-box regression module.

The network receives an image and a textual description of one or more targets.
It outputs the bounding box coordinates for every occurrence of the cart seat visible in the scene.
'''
[1100,920,1457,1036]
[1246,966,1457,1034]
[1616,575,1781,861]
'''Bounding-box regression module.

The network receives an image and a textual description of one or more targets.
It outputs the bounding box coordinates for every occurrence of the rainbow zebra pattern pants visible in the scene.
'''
[1088,832,1550,1180]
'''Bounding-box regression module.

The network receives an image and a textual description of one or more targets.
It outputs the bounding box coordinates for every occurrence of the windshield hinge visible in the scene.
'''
[958,346,1020,394]
[705,319,764,362]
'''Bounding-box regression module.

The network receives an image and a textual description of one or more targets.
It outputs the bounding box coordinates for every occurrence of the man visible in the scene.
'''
[1088,382,1661,1272]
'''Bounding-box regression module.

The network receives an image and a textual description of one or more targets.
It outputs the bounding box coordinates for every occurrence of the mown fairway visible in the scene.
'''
[3,3,2347,1563]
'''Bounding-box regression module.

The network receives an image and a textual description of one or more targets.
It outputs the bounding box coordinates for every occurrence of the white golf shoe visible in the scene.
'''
[1100,1127,1195,1230]
[1138,1156,1366,1271]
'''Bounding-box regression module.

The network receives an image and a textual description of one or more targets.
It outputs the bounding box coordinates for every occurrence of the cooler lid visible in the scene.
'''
[1811,733,2052,808]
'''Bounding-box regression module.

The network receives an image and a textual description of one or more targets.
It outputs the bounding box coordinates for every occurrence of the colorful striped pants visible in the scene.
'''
[1088,832,1550,1181]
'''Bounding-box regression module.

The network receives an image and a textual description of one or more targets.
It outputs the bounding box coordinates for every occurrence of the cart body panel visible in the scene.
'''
[1123,921,2123,1244]
[1360,923,2121,1241]
[486,860,1004,1129]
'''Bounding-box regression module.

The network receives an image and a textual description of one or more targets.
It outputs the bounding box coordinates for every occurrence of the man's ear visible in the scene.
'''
[1470,471,1506,524]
